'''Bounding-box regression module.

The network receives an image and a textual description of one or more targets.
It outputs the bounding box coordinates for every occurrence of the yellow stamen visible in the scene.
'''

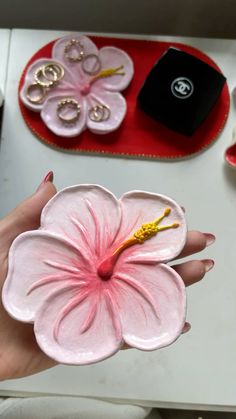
[97,208,180,280]
[133,208,175,243]
[91,65,125,83]
[116,208,179,254]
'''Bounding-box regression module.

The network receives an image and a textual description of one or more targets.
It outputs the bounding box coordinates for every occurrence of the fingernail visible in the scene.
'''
[201,259,215,272]
[204,233,216,247]
[182,322,191,334]
[43,171,54,183]
[36,171,54,192]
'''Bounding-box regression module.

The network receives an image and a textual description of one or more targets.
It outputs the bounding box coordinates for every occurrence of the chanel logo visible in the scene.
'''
[171,77,194,99]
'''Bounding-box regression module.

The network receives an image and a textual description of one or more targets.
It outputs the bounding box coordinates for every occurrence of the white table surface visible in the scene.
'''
[0,29,236,412]
[0,29,10,104]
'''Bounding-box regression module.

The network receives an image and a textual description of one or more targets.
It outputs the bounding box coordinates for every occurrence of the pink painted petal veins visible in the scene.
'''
[2,184,188,365]
[40,185,122,259]
[115,191,187,264]
[2,231,90,323]
[34,287,123,365]
[112,263,186,350]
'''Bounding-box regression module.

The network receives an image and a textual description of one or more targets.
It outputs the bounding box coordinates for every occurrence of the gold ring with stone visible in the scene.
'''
[57,98,81,124]
[64,39,84,62]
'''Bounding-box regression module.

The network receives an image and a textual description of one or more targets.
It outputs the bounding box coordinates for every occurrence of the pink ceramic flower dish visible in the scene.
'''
[20,34,134,137]
[2,185,187,365]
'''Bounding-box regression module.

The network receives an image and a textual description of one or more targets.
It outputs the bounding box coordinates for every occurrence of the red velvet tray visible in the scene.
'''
[19,36,230,160]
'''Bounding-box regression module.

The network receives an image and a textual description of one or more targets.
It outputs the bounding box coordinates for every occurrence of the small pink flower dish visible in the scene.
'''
[2,185,187,365]
[20,34,134,137]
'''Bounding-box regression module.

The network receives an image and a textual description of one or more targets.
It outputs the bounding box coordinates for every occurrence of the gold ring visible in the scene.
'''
[64,39,84,62]
[34,66,57,87]
[82,54,101,75]
[42,63,65,82]
[89,104,110,122]
[26,83,46,103]
[57,98,81,124]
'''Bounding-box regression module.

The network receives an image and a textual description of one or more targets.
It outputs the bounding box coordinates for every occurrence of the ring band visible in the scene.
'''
[27,62,65,105]
[64,39,84,62]
[57,98,81,124]
[26,83,46,103]
[82,54,101,75]
[34,66,57,87]
[42,63,65,82]
[89,104,110,122]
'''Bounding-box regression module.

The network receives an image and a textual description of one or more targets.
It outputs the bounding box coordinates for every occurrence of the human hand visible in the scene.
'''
[171,230,215,333]
[172,230,215,287]
[0,172,57,380]
[0,179,214,380]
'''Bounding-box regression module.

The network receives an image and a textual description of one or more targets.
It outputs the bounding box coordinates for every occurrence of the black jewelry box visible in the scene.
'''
[137,47,226,136]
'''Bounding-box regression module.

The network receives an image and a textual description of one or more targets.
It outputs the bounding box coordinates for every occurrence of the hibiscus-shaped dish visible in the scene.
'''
[2,185,187,365]
[20,34,134,137]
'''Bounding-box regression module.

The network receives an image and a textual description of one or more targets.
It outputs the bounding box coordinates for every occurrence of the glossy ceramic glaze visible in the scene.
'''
[2,185,187,365]
[20,34,134,137]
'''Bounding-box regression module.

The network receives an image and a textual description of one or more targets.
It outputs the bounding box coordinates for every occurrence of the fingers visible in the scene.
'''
[172,259,214,286]
[0,173,57,250]
[177,230,215,259]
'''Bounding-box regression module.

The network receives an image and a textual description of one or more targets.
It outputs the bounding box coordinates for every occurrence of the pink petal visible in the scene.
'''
[34,287,123,364]
[112,263,186,350]
[41,185,122,259]
[87,89,127,134]
[96,46,134,91]
[52,34,98,80]
[115,191,187,264]
[2,231,91,323]
[41,94,87,137]
[20,58,76,112]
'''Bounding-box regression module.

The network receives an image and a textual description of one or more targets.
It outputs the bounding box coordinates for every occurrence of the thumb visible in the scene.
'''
[0,172,57,250]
